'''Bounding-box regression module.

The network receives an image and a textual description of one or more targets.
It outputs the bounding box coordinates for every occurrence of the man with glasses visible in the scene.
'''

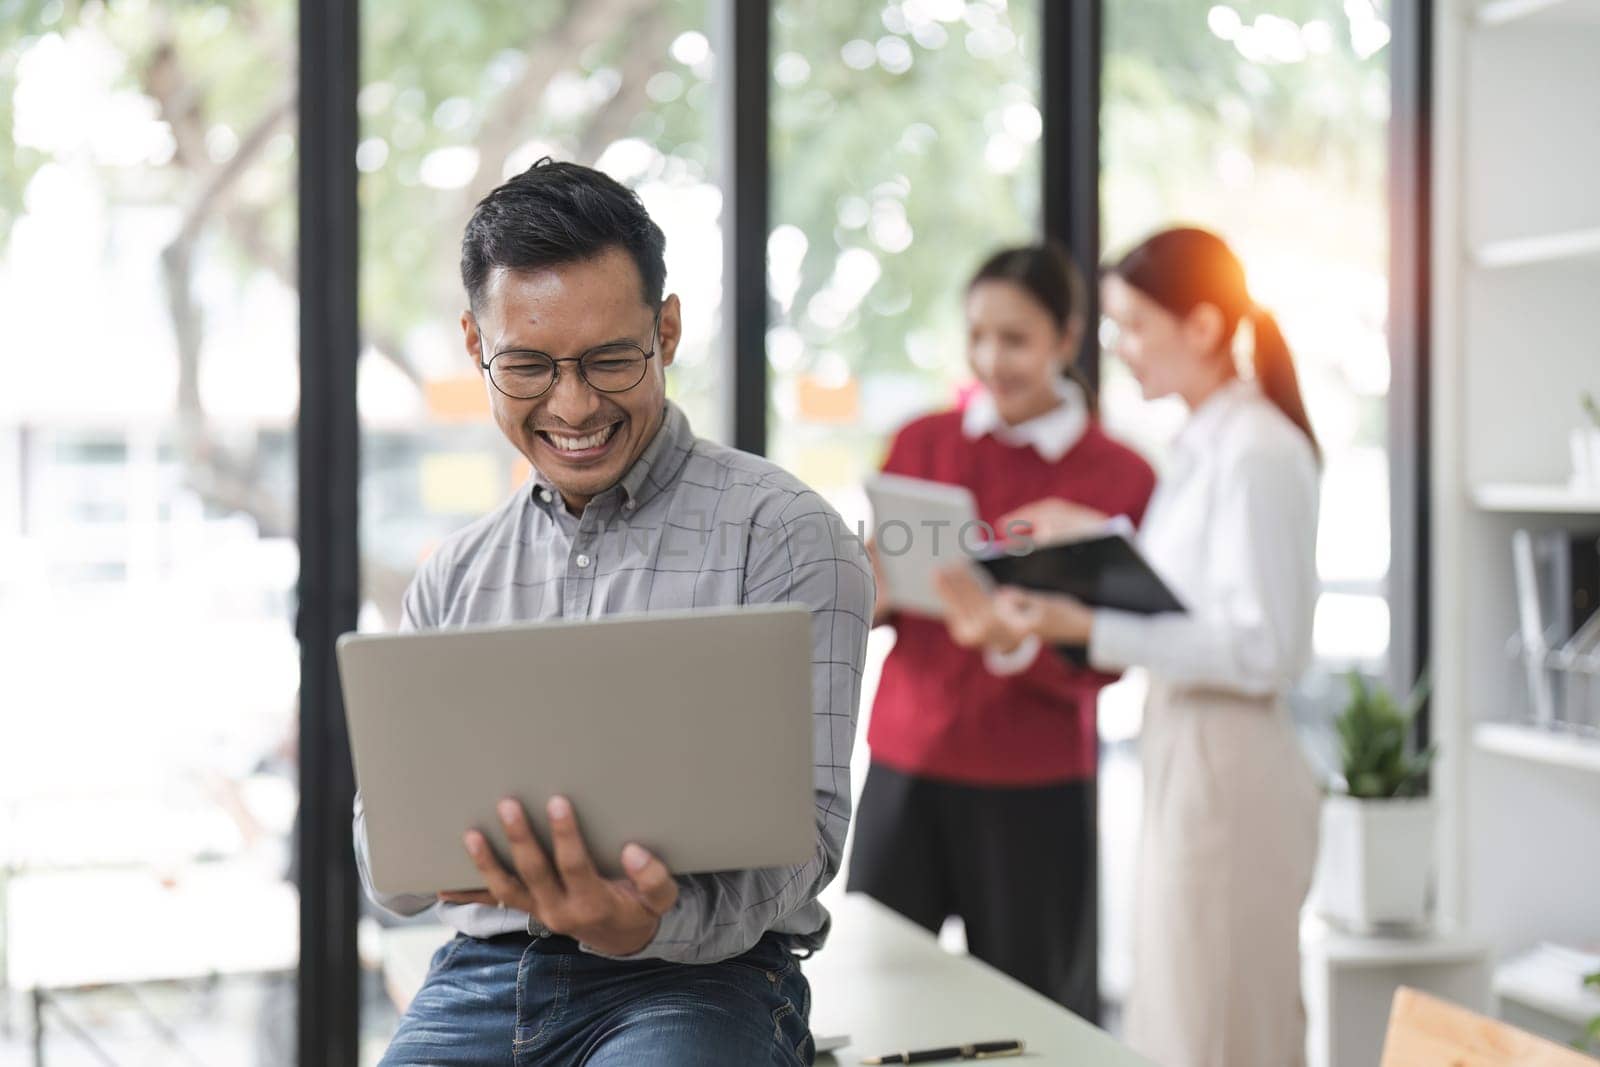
[357,158,874,1067]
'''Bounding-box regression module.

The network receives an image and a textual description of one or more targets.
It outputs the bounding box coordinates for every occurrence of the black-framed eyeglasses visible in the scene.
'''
[479,310,660,400]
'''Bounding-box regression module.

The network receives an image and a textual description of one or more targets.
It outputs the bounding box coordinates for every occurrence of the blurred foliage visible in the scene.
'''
[1105,0,1388,256]
[771,0,1039,403]
[1,0,1387,427]
[355,0,714,368]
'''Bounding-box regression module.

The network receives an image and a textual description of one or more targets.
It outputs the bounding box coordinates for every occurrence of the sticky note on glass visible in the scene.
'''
[419,453,500,514]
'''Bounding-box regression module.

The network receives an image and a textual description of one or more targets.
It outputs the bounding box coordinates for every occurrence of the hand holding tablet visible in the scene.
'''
[864,473,1184,620]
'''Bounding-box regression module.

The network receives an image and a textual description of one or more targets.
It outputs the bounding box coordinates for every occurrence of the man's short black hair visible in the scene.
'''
[460,158,667,313]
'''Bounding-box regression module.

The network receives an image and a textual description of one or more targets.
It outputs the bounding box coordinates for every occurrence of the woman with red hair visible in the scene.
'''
[940,227,1323,1067]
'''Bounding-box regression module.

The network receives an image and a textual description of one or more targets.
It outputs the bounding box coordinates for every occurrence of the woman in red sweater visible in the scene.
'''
[846,243,1155,1019]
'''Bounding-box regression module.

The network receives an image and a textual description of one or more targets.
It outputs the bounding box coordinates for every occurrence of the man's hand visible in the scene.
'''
[438,796,679,956]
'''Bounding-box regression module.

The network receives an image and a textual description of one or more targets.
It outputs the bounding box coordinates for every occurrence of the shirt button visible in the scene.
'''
[576,554,591,569]
[539,489,553,504]
[624,499,636,510]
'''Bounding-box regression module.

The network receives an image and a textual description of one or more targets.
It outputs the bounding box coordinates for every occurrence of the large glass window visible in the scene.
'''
[357,0,723,626]
[768,0,1043,961]
[2,2,300,1061]
[1098,0,1392,1004]
[356,1,722,1052]
[769,0,1041,518]
[1101,0,1392,742]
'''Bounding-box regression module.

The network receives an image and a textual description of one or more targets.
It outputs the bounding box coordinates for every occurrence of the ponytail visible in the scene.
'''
[1249,308,1320,462]
[1108,227,1318,459]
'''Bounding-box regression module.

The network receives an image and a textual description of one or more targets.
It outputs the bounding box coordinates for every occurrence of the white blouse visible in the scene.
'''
[1088,378,1320,698]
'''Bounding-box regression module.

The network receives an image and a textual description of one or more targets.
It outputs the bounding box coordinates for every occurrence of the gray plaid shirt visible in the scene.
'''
[353,401,874,964]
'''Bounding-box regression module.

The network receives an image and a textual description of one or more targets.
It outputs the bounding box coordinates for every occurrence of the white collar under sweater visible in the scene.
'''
[959,376,1090,463]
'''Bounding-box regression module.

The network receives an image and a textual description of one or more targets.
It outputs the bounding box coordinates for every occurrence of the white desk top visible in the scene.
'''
[381,890,1151,1064]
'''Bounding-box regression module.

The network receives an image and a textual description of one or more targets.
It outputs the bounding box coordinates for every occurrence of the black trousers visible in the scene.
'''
[845,761,1100,1023]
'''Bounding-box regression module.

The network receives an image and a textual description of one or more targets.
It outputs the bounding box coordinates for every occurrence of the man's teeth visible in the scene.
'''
[545,425,616,452]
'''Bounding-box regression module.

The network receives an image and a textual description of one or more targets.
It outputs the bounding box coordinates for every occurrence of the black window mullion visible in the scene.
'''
[721,0,770,455]
[1387,0,1433,746]
[296,0,363,1059]
[1041,0,1104,1026]
[1042,0,1104,395]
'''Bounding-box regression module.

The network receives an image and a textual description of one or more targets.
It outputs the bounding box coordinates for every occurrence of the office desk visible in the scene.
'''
[382,891,1152,1064]
[6,865,298,1066]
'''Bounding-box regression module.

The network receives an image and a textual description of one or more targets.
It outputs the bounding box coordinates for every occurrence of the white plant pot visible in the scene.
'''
[1313,794,1435,932]
[1572,428,1600,491]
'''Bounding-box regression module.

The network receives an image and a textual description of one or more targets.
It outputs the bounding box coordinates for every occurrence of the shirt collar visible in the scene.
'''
[528,400,695,514]
[960,376,1090,463]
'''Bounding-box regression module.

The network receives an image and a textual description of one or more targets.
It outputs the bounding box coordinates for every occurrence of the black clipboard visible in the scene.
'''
[976,532,1185,615]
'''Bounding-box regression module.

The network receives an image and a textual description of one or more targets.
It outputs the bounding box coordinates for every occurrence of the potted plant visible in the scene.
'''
[1578,971,1600,1054]
[1314,671,1436,932]
[1573,392,1600,490]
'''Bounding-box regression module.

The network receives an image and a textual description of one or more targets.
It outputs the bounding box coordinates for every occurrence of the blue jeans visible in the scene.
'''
[378,933,814,1066]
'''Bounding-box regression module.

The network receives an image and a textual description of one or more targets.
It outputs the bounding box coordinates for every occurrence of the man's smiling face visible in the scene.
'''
[462,245,681,514]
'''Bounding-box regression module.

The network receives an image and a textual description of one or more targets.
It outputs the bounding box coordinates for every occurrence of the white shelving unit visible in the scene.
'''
[1473,227,1600,270]
[1493,945,1600,1044]
[1476,0,1600,27]
[1302,918,1491,1067]
[1471,484,1600,514]
[1432,0,1600,1037]
[1473,723,1600,774]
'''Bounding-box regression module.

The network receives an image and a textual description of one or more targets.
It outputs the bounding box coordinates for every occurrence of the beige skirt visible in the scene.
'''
[1122,682,1322,1067]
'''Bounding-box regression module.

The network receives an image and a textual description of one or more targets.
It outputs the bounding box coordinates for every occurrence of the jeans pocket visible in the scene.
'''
[513,950,570,1053]
[774,961,813,1063]
[430,933,469,975]
[771,998,813,1065]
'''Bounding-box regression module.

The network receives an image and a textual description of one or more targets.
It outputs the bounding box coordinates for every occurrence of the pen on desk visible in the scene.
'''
[860,1039,1025,1064]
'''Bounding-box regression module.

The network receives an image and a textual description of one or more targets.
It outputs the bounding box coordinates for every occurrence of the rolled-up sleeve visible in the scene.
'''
[605,488,875,964]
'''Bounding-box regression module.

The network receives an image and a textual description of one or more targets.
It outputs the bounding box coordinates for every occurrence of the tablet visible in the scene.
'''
[863,473,984,617]
[338,605,816,897]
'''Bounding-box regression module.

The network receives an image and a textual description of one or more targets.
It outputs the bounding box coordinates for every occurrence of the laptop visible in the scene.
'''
[338,604,816,898]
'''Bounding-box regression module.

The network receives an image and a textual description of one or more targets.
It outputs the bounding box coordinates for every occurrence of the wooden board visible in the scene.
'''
[1381,986,1599,1066]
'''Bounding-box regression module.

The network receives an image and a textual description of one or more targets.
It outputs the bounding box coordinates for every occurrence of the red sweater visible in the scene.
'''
[868,410,1157,785]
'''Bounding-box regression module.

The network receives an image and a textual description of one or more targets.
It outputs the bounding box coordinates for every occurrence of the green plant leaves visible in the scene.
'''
[1581,969,1600,1053]
[1333,669,1436,799]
